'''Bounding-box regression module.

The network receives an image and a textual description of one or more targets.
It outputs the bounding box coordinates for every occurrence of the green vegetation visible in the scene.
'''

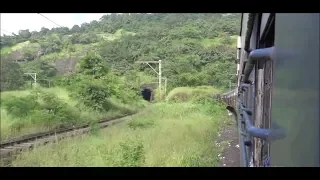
[0,87,145,140]
[1,13,240,92]
[0,13,240,166]
[10,92,231,167]
[166,86,221,102]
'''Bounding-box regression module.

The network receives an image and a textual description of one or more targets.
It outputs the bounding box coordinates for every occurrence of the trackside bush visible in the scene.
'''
[2,89,80,129]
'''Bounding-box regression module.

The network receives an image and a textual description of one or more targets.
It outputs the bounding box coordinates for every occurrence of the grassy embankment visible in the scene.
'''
[0,87,146,140]
[8,86,233,167]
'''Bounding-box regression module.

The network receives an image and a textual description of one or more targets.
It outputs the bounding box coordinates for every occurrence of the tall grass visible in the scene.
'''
[10,95,231,167]
[0,87,145,140]
[166,86,221,102]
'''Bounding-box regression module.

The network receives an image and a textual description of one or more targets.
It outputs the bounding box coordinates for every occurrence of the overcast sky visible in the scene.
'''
[0,13,109,36]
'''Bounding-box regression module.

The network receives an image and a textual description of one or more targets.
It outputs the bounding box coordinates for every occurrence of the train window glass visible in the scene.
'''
[264,21,275,47]
[260,14,275,48]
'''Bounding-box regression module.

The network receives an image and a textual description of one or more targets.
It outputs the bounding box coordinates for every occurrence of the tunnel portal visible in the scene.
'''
[141,87,153,102]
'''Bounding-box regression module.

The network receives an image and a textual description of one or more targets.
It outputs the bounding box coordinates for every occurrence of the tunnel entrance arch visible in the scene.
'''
[141,87,153,102]
[140,84,157,102]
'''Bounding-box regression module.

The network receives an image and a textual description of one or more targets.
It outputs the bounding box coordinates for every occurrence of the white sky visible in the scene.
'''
[0,13,110,36]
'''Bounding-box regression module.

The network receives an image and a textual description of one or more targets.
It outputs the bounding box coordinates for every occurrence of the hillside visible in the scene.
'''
[0,13,240,139]
[1,13,240,92]
[0,13,241,167]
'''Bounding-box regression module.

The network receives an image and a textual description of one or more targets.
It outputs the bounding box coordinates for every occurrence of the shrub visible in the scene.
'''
[2,89,81,130]
[127,118,155,130]
[38,91,80,126]
[170,92,190,103]
[119,139,145,167]
[2,92,39,118]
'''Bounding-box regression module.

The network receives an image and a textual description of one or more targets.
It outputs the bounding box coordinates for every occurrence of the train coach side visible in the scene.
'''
[221,89,237,108]
[218,13,320,167]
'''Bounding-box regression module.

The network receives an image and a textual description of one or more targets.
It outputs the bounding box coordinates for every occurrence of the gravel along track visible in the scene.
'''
[217,113,240,167]
[0,114,134,166]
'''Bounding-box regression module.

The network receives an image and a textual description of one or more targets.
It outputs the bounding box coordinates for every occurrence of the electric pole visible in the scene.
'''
[24,73,37,88]
[229,74,237,91]
[135,60,162,101]
[158,60,162,101]
[164,77,167,100]
[150,77,167,101]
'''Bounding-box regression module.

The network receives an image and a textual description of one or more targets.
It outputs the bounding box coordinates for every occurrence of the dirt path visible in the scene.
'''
[217,117,240,167]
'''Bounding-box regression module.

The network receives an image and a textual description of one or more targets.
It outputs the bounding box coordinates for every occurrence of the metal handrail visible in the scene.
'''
[235,82,286,167]
[238,102,286,141]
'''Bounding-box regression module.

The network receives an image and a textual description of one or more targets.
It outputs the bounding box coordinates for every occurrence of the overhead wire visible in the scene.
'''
[2,13,63,37]
[37,13,64,28]
[37,13,75,75]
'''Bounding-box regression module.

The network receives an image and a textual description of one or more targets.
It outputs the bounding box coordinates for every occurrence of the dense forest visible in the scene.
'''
[0,13,240,94]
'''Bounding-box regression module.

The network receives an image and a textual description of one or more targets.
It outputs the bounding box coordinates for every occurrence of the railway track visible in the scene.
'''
[0,113,135,166]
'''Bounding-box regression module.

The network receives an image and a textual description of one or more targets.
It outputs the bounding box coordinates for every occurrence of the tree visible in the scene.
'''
[71,25,81,33]
[40,27,50,36]
[21,61,58,80]
[0,57,25,91]
[79,52,109,78]
[18,29,32,39]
